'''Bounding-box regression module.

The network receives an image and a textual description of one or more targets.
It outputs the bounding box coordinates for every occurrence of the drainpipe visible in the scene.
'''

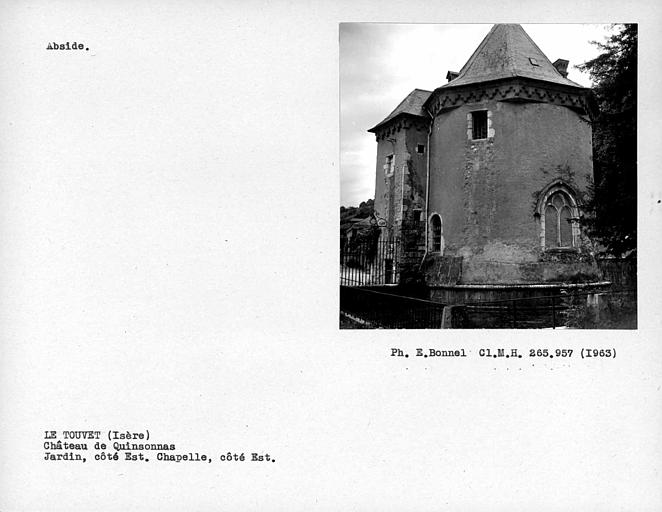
[420,106,434,269]
[400,155,405,229]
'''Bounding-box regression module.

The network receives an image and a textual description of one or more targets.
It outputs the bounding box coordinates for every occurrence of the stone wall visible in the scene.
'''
[373,116,428,249]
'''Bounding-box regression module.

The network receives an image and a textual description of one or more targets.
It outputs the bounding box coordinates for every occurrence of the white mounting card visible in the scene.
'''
[0,2,660,511]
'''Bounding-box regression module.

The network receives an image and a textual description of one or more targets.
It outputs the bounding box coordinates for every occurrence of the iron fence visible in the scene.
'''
[340,286,636,329]
[459,292,574,329]
[340,286,445,329]
[458,288,636,329]
[340,239,401,286]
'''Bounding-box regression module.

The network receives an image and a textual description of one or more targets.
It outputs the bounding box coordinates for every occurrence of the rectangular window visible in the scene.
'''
[416,144,425,154]
[471,111,488,140]
[413,209,422,222]
[384,154,394,175]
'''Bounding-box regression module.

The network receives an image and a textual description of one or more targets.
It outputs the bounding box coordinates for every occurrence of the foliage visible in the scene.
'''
[577,24,637,257]
[340,199,374,221]
[564,293,637,329]
[340,198,374,235]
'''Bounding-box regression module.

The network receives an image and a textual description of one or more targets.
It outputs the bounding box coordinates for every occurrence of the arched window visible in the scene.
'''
[429,214,443,253]
[539,186,579,250]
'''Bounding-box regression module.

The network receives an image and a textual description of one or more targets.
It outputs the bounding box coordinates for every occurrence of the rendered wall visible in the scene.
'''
[428,99,593,264]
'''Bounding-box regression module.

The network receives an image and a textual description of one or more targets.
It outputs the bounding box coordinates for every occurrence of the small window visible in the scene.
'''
[413,209,422,222]
[384,154,394,175]
[471,111,487,140]
[416,144,425,154]
[529,57,539,66]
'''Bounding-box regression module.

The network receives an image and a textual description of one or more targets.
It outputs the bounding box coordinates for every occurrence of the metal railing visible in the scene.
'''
[340,239,401,286]
[340,286,445,329]
[458,288,636,329]
[340,286,637,329]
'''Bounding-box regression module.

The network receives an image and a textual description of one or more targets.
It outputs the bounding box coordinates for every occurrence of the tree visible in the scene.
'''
[340,199,374,236]
[577,24,637,257]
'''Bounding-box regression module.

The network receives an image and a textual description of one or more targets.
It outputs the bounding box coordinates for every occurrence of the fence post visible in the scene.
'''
[586,293,605,325]
[440,306,453,329]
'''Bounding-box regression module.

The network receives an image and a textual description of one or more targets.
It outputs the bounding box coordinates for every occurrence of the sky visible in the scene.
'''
[339,23,616,207]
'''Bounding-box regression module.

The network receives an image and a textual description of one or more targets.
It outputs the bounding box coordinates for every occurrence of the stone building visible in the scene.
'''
[368,24,601,294]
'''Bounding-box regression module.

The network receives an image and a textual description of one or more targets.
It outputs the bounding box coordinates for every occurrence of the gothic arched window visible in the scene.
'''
[430,214,443,253]
[539,187,579,250]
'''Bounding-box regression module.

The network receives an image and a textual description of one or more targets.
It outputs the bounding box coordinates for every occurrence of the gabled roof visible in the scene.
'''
[368,88,431,132]
[441,24,584,89]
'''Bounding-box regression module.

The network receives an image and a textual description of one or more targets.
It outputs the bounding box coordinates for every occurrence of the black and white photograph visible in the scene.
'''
[340,23,637,329]
[1,2,660,511]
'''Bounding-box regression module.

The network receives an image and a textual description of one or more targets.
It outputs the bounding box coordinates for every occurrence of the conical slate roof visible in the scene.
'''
[368,88,431,132]
[442,24,584,89]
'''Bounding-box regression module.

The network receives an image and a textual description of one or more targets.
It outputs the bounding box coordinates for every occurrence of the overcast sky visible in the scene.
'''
[339,23,616,207]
